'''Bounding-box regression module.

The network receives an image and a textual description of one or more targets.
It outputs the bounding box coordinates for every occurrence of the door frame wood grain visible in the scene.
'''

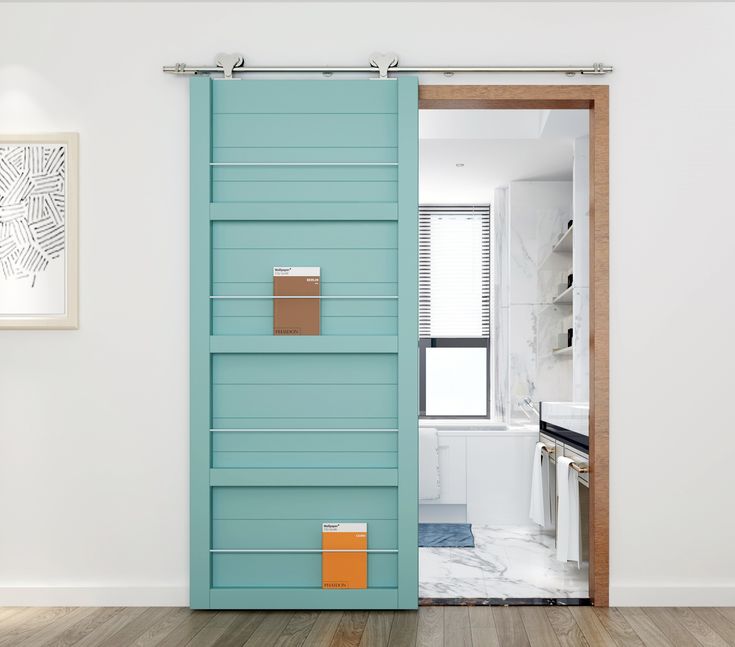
[418,84,609,607]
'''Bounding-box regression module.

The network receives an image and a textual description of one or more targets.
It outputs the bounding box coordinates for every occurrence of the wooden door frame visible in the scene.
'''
[418,85,609,607]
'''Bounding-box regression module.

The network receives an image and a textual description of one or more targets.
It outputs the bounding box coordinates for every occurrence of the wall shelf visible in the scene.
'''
[537,224,574,269]
[539,223,575,365]
[553,285,574,305]
[552,345,574,357]
[538,301,572,317]
[552,225,574,253]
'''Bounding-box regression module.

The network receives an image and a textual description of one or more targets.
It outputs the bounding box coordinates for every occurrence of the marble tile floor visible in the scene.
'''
[419,525,589,599]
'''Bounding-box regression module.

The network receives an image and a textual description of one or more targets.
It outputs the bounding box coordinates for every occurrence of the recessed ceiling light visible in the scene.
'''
[455,163,465,167]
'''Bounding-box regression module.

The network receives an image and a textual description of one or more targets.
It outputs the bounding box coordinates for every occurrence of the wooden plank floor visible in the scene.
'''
[1,607,734,646]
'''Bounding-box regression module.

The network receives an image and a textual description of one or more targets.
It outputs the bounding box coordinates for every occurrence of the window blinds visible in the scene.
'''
[419,204,490,338]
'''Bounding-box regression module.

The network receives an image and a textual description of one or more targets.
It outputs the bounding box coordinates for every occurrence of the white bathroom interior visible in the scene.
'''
[418,108,591,600]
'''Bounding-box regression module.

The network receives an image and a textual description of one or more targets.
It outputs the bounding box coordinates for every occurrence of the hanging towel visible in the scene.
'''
[529,442,552,527]
[556,456,581,567]
[419,427,440,500]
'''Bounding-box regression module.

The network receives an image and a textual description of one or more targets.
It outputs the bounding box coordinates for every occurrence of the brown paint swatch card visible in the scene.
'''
[273,267,320,335]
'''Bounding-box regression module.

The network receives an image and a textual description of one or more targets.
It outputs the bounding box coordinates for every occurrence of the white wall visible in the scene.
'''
[1,1,734,606]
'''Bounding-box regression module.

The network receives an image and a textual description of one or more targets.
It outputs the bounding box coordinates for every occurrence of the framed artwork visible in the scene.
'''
[0,133,78,329]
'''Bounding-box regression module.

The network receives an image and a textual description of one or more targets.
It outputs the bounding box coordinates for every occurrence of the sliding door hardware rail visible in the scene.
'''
[163,52,613,79]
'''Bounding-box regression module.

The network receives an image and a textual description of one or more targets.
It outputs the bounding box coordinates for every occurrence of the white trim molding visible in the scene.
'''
[0,586,188,607]
[611,584,735,607]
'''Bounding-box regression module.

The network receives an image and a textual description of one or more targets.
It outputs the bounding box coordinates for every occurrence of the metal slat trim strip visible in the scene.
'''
[211,428,399,432]
[211,549,398,553]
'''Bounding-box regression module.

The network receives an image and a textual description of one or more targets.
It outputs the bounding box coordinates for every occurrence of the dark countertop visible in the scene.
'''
[539,422,589,453]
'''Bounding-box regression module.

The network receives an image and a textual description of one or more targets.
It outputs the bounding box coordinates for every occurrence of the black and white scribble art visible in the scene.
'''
[0,144,66,287]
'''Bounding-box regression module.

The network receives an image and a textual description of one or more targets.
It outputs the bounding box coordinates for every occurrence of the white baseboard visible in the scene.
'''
[5,584,735,608]
[0,587,188,607]
[611,584,735,607]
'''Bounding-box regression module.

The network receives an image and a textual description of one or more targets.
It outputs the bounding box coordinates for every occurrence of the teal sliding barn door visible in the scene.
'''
[190,77,418,609]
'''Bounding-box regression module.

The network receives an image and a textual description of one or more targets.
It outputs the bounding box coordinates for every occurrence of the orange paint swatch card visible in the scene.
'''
[322,522,367,589]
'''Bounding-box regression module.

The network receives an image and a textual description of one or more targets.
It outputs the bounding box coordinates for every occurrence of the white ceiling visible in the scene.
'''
[419,109,588,203]
[421,109,546,140]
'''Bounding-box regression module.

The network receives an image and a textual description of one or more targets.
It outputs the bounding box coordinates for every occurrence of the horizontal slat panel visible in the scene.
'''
[212,147,398,164]
[212,384,397,418]
[213,353,397,384]
[213,114,398,148]
[212,417,398,430]
[210,468,398,487]
[213,249,397,283]
[213,282,397,297]
[213,221,397,249]
[212,553,397,588]
[213,299,398,318]
[212,80,397,114]
[212,451,397,469]
[213,315,396,336]
[197,77,414,610]
[213,180,397,203]
[210,202,398,221]
[212,430,397,452]
[210,335,398,354]
[209,587,397,610]
[213,166,397,182]
[213,486,397,519]
[213,519,397,550]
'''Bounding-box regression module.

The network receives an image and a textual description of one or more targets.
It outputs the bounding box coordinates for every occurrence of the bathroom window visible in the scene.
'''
[419,205,491,418]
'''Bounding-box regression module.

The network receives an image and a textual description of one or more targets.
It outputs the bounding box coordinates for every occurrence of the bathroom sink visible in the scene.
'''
[540,401,589,436]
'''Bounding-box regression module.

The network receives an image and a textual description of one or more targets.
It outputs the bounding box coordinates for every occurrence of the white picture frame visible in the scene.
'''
[0,133,78,329]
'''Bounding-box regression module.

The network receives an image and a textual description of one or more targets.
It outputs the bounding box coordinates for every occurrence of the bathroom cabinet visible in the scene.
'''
[419,427,537,525]
[540,429,590,561]
[466,433,538,525]
[435,436,467,505]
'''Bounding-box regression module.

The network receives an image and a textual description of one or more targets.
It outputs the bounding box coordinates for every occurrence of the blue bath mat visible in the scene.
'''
[419,523,475,547]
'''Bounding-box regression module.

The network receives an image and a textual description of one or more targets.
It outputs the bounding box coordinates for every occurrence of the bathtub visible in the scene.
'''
[419,420,539,525]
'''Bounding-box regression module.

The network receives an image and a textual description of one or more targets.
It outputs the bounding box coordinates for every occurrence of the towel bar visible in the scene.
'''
[541,444,588,472]
[570,462,589,474]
